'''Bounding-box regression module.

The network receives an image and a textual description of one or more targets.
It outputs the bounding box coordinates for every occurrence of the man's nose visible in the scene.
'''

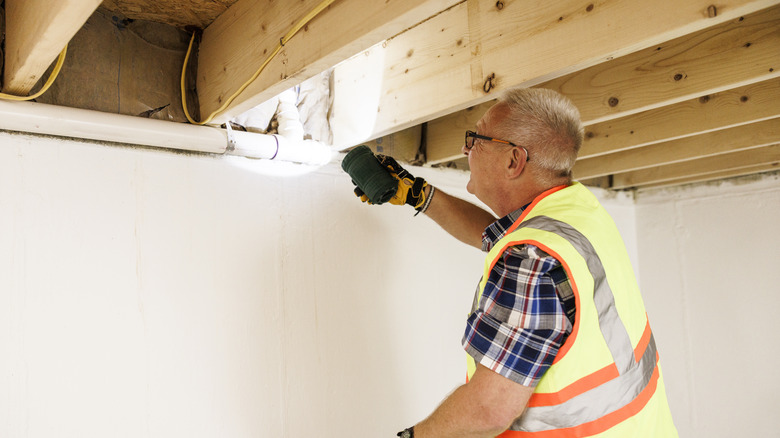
[461,143,469,156]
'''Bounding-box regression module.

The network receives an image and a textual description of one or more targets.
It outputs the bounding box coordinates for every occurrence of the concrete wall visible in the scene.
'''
[3,130,776,437]
[635,175,780,438]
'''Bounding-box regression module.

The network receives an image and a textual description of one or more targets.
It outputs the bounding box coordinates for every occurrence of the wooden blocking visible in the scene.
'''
[351,125,423,165]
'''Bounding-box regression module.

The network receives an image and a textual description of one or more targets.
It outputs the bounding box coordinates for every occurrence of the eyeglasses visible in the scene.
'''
[464,130,530,161]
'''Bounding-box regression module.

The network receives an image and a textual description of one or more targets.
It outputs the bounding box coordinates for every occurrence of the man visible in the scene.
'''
[350,87,677,437]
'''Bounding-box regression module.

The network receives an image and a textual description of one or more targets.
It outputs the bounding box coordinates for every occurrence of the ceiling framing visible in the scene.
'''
[1,0,779,191]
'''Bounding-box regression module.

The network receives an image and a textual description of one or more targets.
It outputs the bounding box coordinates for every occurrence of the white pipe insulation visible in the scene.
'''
[0,99,335,165]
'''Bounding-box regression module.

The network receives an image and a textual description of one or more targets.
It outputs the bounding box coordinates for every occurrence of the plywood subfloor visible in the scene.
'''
[101,0,239,29]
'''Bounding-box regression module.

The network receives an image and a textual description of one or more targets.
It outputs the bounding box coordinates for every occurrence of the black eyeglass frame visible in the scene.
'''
[464,130,530,161]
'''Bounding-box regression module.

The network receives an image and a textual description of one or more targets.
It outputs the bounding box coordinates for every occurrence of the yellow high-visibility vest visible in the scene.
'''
[466,183,677,437]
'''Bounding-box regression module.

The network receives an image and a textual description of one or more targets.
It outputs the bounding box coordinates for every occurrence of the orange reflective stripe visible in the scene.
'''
[634,318,652,363]
[497,357,661,438]
[507,185,568,235]
[528,363,619,408]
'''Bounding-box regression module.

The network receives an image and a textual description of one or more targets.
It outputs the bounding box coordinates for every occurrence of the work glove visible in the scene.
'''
[354,154,429,211]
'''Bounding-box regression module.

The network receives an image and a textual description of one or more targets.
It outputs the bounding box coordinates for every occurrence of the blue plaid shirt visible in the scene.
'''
[462,206,576,387]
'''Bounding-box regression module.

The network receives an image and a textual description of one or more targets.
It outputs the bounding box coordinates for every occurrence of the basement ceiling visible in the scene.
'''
[1,0,779,191]
[100,0,240,29]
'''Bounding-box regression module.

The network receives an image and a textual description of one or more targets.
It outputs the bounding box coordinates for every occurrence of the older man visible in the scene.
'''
[351,87,677,437]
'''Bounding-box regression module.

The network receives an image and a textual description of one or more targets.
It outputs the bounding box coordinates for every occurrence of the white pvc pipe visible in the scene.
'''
[0,100,227,153]
[0,100,334,165]
[229,131,333,164]
[276,89,305,141]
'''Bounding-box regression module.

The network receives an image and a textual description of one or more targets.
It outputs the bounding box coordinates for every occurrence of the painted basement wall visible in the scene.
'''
[0,131,487,438]
[4,129,763,437]
[634,174,780,438]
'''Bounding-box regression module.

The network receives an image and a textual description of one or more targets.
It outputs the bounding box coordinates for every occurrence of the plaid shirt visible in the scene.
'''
[462,206,576,387]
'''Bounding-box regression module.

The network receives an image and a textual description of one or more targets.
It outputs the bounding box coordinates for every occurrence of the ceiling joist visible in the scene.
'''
[197,0,461,125]
[573,117,780,179]
[579,78,780,159]
[610,143,780,188]
[424,4,780,164]
[332,0,778,151]
[2,0,102,95]
[632,162,780,189]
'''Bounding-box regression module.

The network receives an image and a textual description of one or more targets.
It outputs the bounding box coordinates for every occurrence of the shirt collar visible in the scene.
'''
[481,203,530,252]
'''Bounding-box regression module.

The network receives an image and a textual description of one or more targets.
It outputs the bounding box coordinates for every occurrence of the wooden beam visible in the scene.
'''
[580,176,612,189]
[333,0,778,151]
[542,4,780,124]
[2,0,102,95]
[425,103,490,164]
[579,78,780,159]
[359,125,423,164]
[197,0,460,125]
[573,117,780,179]
[636,163,780,189]
[424,4,780,164]
[610,143,780,189]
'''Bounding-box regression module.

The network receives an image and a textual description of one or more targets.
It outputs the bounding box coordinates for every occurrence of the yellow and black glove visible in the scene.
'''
[354,154,429,211]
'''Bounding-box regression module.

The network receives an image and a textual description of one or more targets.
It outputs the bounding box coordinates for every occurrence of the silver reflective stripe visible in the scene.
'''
[519,216,635,374]
[508,215,656,431]
[512,335,657,431]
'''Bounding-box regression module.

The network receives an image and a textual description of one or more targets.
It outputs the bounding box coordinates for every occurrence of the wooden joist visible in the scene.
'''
[197,0,461,125]
[635,163,780,189]
[579,78,780,159]
[573,118,780,179]
[424,4,780,164]
[333,0,778,152]
[2,0,102,95]
[610,143,780,189]
[543,4,780,124]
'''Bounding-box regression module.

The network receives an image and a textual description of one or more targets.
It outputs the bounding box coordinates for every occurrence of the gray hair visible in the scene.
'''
[497,88,583,183]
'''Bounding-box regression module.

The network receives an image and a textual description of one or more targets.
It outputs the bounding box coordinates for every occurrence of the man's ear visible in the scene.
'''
[506,147,526,179]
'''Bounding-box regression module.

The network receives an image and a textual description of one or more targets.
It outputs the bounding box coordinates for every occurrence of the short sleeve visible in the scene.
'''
[462,244,572,386]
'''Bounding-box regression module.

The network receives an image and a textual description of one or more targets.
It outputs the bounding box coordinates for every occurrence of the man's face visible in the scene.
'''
[463,103,510,202]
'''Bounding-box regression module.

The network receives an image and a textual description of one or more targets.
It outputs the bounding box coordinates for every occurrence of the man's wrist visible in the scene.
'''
[414,185,435,216]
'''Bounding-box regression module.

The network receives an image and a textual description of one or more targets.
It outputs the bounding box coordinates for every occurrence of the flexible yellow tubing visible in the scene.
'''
[0,45,68,101]
[181,0,337,125]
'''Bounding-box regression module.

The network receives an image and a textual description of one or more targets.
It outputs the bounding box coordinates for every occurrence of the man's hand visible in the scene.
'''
[354,155,429,211]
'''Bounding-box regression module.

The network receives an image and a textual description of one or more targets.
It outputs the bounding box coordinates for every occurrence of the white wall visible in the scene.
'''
[635,174,780,438]
[0,132,485,437]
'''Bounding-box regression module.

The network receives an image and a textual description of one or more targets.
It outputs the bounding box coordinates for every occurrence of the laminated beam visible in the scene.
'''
[573,117,780,179]
[579,78,780,159]
[611,143,780,189]
[197,0,460,125]
[2,0,102,95]
[424,3,780,165]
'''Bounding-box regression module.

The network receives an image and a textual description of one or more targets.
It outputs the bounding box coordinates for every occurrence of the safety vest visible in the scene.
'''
[466,183,677,437]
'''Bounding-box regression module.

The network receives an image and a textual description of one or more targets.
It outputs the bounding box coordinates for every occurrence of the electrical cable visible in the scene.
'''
[0,45,68,101]
[181,0,337,125]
